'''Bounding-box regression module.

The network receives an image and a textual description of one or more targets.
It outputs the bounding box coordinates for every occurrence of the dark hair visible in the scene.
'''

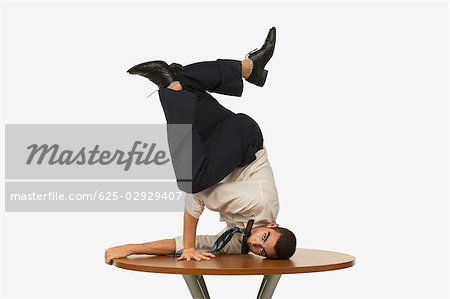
[270,227,297,259]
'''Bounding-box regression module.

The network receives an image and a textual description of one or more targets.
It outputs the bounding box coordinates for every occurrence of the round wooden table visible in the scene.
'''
[113,248,355,298]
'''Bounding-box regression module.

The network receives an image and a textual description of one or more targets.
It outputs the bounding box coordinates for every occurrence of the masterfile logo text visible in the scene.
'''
[4,124,192,212]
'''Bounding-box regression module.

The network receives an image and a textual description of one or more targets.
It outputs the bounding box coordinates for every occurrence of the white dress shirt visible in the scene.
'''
[174,147,279,254]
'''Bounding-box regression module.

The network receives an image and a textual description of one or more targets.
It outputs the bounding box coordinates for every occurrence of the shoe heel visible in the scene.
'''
[170,63,183,71]
[258,69,269,87]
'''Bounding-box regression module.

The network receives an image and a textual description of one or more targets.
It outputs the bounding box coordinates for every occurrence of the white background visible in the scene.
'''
[1,1,448,298]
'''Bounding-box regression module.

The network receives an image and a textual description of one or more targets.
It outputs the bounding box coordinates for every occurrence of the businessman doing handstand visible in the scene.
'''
[105,27,297,264]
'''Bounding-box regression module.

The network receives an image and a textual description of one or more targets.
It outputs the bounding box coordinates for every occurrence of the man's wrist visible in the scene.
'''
[127,243,143,254]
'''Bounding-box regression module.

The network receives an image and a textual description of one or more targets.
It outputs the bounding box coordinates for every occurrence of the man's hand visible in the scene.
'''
[177,248,216,262]
[104,244,133,265]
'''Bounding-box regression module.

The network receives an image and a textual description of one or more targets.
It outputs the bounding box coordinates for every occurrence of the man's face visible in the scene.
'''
[247,224,281,258]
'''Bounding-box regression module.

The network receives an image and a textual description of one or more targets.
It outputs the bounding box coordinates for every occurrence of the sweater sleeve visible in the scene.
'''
[173,227,242,254]
[184,193,205,218]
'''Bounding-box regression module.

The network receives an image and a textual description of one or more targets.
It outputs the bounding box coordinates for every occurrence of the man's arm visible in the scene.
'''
[104,239,176,265]
[182,210,199,249]
[177,211,216,261]
[104,212,198,265]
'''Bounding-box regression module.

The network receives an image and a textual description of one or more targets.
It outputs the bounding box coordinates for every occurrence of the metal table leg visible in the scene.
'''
[256,274,281,299]
[183,274,280,299]
[182,275,211,299]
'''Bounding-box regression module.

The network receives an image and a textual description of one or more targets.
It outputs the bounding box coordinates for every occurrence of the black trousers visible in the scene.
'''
[158,59,264,193]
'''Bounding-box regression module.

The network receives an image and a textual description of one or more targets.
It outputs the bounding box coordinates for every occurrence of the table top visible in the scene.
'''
[113,248,355,275]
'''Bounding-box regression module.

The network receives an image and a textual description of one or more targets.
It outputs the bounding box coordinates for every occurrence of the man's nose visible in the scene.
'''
[251,238,261,246]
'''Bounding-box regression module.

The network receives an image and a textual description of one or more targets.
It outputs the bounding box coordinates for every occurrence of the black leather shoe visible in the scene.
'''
[169,63,184,81]
[245,27,276,87]
[127,60,182,88]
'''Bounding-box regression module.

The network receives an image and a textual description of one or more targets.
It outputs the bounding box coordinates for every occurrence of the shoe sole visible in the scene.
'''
[127,60,168,74]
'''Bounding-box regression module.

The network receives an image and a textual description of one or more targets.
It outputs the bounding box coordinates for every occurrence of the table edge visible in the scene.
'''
[113,258,355,275]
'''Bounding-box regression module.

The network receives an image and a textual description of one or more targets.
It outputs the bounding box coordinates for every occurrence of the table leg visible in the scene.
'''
[256,274,281,299]
[182,275,211,299]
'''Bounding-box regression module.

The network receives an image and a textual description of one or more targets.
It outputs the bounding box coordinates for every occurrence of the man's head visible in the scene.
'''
[247,223,297,259]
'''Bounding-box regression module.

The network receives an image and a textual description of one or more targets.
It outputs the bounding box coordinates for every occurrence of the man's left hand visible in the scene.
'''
[176,247,216,262]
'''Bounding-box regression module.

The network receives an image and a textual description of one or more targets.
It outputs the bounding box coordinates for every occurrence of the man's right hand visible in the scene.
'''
[104,244,133,265]
[177,248,216,262]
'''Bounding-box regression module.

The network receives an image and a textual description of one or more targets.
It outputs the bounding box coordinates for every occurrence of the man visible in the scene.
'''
[105,27,297,264]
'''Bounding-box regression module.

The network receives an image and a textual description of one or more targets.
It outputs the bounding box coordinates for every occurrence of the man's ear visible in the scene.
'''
[266,223,279,228]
